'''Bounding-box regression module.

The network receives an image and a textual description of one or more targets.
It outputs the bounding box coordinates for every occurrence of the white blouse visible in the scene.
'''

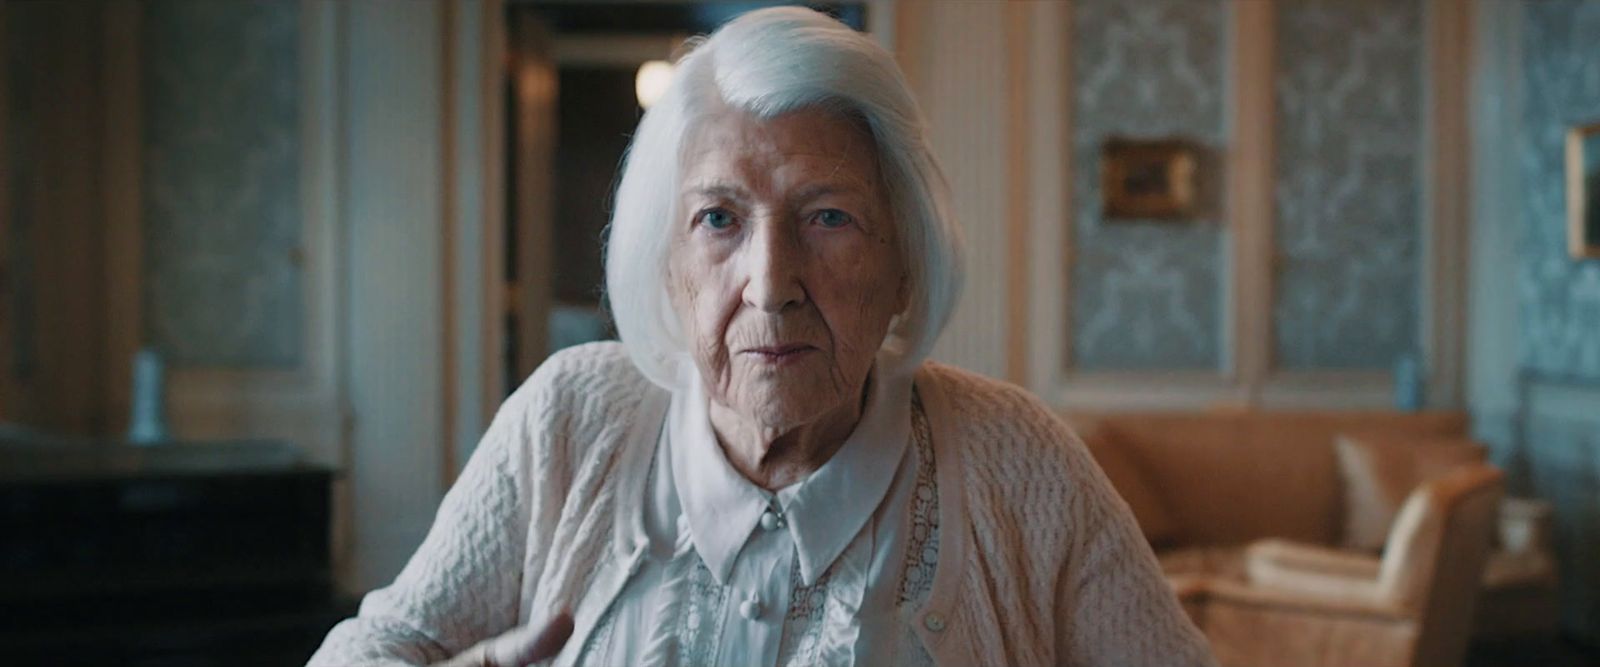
[573,365,940,667]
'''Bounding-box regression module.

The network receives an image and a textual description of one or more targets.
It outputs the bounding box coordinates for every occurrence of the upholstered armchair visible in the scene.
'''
[1199,465,1505,667]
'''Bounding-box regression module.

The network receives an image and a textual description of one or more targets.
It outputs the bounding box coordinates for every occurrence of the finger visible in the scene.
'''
[487,611,575,667]
[429,643,490,667]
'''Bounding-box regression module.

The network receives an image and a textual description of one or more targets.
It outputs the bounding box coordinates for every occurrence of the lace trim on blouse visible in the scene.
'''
[578,395,939,666]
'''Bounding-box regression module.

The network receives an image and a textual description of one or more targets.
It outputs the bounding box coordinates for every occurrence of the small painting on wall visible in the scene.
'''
[1567,121,1600,259]
[1101,138,1199,220]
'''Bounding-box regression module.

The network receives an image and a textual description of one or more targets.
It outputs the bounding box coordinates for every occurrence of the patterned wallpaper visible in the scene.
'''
[1519,1,1600,381]
[1271,0,1423,370]
[142,0,303,368]
[1070,0,1227,371]
[1513,5,1600,633]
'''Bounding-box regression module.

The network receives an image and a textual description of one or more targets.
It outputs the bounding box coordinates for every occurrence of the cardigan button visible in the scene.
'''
[739,595,764,620]
[923,612,947,633]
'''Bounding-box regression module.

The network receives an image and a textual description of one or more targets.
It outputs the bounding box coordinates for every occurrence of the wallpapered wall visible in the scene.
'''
[142,0,303,368]
[1070,0,1227,371]
[1511,0,1600,640]
[1272,1,1423,369]
[1068,0,1425,373]
[1519,2,1600,380]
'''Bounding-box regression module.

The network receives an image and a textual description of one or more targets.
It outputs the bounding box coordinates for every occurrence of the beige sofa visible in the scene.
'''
[1072,411,1555,667]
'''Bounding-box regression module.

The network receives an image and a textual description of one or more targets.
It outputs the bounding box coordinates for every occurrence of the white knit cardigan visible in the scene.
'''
[308,342,1216,667]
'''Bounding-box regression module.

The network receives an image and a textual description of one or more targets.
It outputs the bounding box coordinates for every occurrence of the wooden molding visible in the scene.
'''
[1228,0,1277,402]
[1025,0,1070,396]
[103,0,143,436]
[0,1,11,421]
[1004,3,1031,386]
[1259,370,1395,409]
[439,0,459,488]
[1054,371,1252,412]
[551,34,678,66]
[890,0,924,97]
[510,12,556,381]
[481,0,508,424]
[1423,0,1473,409]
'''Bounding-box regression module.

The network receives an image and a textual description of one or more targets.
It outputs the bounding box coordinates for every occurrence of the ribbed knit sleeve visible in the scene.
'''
[1055,440,1217,667]
[307,366,548,666]
[919,362,1216,667]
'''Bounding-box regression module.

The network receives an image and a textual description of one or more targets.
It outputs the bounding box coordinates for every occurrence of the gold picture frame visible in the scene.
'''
[1101,138,1199,220]
[1566,121,1600,259]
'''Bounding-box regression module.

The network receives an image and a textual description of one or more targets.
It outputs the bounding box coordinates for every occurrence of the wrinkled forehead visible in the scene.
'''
[678,105,884,199]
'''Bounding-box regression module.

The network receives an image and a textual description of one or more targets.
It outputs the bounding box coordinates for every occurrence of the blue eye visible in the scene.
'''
[814,209,852,229]
[699,208,736,230]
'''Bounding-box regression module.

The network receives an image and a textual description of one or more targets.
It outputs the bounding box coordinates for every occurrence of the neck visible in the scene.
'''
[708,375,871,491]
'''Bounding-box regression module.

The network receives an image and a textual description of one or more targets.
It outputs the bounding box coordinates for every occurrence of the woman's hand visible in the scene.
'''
[432,612,574,667]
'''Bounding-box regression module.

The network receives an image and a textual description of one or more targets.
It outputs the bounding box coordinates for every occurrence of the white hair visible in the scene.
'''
[604,6,965,389]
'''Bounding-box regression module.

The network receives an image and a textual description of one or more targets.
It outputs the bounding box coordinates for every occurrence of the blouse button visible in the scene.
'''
[759,509,782,531]
[923,612,947,633]
[739,595,764,620]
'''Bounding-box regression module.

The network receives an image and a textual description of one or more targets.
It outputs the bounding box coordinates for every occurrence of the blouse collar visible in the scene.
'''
[668,357,913,587]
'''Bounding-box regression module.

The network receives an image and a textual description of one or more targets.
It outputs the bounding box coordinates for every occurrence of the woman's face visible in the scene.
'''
[668,106,907,431]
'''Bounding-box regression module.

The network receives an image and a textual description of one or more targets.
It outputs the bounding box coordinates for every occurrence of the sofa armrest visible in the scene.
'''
[1244,539,1388,604]
[1247,539,1382,579]
[1497,497,1553,555]
[1202,577,1408,623]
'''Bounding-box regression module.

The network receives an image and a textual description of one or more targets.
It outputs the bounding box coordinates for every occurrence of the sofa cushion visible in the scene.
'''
[1099,414,1343,546]
[1335,434,1487,551]
[1064,410,1469,547]
[1082,427,1178,546]
[1157,545,1247,582]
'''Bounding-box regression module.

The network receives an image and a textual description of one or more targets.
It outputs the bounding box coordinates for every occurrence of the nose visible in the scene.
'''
[741,220,806,313]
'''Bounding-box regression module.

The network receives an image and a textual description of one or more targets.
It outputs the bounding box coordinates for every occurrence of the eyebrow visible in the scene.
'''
[685,183,749,202]
[685,181,865,204]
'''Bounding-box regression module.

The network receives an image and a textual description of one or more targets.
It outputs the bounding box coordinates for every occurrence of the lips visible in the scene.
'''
[741,343,818,363]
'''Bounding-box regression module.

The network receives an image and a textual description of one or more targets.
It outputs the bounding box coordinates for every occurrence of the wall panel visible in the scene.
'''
[1069,0,1228,372]
[905,3,1010,380]
[1272,0,1425,370]
[1517,1,1600,381]
[142,0,304,368]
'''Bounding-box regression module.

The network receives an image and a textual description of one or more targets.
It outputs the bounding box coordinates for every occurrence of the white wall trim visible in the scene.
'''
[342,0,450,592]
[1003,3,1031,385]
[1024,0,1069,397]
[911,3,1010,380]
[1422,0,1473,409]
[1227,0,1274,402]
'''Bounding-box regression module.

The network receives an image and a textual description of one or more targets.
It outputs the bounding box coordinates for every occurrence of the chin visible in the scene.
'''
[735,375,840,429]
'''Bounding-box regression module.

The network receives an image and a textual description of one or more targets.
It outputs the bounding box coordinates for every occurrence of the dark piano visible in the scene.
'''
[0,439,346,666]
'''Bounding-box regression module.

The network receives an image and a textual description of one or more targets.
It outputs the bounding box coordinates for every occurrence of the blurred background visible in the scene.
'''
[2,0,1598,665]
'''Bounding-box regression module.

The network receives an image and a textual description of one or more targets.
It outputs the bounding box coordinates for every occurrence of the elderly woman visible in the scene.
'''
[310,7,1213,667]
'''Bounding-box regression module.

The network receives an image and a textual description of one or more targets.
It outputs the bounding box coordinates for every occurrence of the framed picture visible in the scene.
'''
[1568,121,1600,259]
[1101,138,1199,220]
